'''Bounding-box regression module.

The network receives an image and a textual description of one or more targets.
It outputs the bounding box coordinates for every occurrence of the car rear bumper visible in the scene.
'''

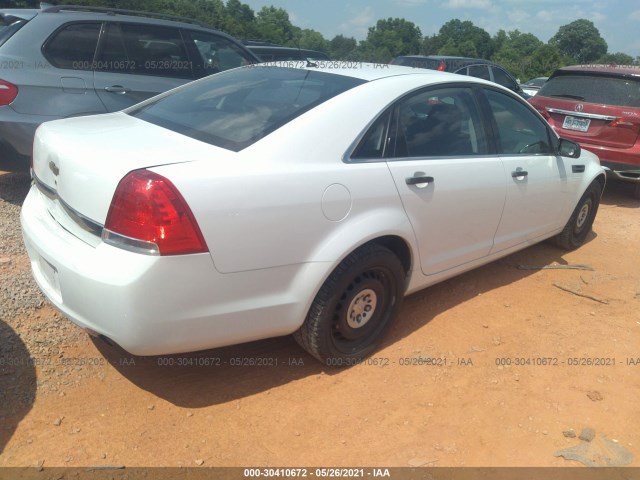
[600,161,640,183]
[21,186,325,356]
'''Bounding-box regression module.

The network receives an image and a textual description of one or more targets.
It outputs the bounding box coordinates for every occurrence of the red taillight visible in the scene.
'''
[104,170,208,256]
[0,80,18,105]
[610,118,640,130]
[437,61,446,72]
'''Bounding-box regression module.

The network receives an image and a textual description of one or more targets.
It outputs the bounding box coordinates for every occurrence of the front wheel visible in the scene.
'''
[553,181,602,250]
[294,244,406,365]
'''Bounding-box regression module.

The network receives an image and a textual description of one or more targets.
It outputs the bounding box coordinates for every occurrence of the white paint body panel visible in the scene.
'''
[21,65,606,356]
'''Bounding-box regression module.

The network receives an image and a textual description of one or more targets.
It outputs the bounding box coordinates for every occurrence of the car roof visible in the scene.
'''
[279,62,501,84]
[556,65,640,78]
[395,55,495,65]
[35,4,215,31]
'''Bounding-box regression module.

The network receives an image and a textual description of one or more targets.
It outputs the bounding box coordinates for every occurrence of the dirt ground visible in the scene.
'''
[0,169,639,469]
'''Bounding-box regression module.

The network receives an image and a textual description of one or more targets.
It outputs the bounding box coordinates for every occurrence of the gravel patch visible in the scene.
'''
[1,172,94,397]
[0,172,44,321]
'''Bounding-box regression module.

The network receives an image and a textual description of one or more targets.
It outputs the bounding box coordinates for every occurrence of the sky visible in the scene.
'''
[243,0,640,59]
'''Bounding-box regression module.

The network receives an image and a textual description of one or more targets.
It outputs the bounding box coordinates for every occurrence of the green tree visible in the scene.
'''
[549,19,607,63]
[529,44,563,77]
[492,30,543,79]
[292,28,330,53]
[435,19,492,58]
[254,6,296,45]
[358,18,422,62]
[329,34,357,59]
[596,52,635,66]
[421,34,441,55]
[224,0,257,39]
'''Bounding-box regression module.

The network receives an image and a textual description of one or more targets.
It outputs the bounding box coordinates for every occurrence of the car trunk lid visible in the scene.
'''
[31,112,228,244]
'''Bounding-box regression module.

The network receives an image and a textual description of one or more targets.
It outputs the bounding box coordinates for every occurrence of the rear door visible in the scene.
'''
[383,85,506,276]
[93,22,193,111]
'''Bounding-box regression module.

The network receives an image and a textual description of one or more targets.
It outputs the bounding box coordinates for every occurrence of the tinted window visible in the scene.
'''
[538,74,640,107]
[484,89,552,155]
[492,66,517,90]
[467,65,490,80]
[393,87,487,158]
[186,30,253,77]
[44,23,101,70]
[129,67,365,151]
[96,23,192,78]
[351,110,391,160]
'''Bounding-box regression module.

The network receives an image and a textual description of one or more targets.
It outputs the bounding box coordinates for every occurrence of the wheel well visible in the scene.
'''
[595,174,606,193]
[364,236,412,275]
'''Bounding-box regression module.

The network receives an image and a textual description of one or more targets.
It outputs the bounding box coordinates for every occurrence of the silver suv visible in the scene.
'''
[0,5,258,162]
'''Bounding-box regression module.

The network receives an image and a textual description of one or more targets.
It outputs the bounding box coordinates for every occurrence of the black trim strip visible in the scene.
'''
[34,174,104,237]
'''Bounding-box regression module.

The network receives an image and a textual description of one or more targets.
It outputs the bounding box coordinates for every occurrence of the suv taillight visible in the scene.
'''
[0,80,18,105]
[103,170,208,256]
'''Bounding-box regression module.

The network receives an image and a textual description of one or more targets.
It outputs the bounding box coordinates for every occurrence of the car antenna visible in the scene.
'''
[306,58,318,67]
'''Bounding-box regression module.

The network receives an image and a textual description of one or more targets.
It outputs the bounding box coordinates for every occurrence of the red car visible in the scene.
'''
[529,65,640,197]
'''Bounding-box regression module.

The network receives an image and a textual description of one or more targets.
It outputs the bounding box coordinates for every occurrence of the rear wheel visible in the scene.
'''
[553,181,602,250]
[294,244,405,365]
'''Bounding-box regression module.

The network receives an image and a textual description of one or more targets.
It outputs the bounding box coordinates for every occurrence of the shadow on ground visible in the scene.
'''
[0,319,37,455]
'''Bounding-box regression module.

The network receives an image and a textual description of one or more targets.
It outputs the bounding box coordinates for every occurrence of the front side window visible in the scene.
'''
[484,89,553,155]
[392,86,487,158]
[43,23,101,70]
[129,67,365,151]
[96,23,192,78]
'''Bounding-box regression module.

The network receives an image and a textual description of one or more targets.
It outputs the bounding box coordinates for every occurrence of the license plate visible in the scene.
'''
[38,256,61,300]
[563,115,590,132]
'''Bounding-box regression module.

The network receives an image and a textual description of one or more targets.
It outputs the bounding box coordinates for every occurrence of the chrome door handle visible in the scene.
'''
[104,85,131,94]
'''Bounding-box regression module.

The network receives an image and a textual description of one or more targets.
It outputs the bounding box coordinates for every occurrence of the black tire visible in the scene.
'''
[633,183,640,200]
[294,244,406,365]
[553,181,602,250]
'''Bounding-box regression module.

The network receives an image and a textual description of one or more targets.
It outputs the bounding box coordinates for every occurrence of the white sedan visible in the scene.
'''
[21,63,605,364]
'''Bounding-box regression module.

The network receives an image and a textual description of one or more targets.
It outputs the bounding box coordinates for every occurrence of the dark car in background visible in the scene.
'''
[243,40,330,62]
[529,65,640,197]
[391,55,528,98]
[521,76,548,96]
[0,4,258,163]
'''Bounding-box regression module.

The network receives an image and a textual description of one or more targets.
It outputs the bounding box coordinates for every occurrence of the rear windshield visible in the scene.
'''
[129,66,365,151]
[538,74,640,107]
[0,14,29,47]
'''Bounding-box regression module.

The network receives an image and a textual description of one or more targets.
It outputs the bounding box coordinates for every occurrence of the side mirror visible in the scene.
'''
[558,138,581,158]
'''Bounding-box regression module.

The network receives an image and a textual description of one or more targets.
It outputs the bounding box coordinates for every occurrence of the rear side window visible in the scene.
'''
[391,86,488,158]
[96,23,192,78]
[43,23,101,70]
[538,74,640,107]
[129,67,366,151]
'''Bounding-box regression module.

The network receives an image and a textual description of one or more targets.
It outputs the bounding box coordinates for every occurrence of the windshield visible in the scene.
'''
[538,74,640,107]
[129,66,366,151]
